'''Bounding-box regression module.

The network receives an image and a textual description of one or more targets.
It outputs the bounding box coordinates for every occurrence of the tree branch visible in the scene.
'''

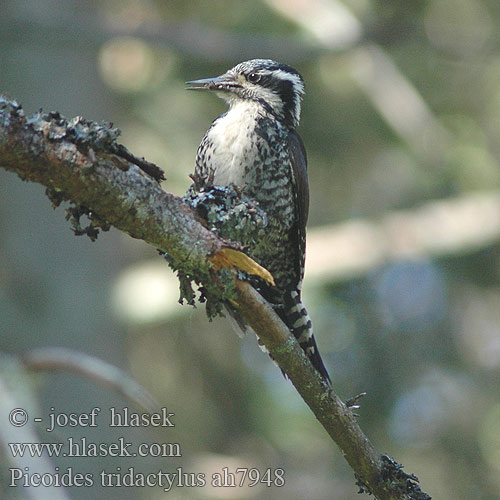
[22,347,157,412]
[0,97,430,500]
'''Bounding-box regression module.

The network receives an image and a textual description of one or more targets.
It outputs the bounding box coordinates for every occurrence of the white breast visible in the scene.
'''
[207,100,260,187]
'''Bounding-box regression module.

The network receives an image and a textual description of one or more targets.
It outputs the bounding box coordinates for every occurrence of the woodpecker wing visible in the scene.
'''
[287,130,309,283]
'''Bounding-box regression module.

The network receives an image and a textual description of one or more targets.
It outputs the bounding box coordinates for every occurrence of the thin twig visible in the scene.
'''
[22,347,157,413]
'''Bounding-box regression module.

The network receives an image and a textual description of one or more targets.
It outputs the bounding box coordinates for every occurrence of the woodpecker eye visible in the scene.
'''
[247,72,261,83]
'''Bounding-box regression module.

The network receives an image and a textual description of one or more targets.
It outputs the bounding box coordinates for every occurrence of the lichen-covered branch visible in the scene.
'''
[0,97,224,285]
[0,97,430,500]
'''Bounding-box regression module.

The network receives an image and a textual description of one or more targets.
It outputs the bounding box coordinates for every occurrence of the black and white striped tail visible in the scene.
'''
[224,287,331,384]
[285,290,331,384]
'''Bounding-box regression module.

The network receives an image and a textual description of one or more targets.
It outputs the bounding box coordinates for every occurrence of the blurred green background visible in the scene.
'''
[2,0,500,499]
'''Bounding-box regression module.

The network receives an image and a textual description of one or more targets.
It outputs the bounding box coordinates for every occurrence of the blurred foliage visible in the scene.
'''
[2,0,500,499]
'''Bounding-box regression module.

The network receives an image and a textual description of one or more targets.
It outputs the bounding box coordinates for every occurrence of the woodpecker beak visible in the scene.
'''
[185,73,239,92]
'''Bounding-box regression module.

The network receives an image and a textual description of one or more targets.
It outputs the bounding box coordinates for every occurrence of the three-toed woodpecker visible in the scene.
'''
[186,59,330,382]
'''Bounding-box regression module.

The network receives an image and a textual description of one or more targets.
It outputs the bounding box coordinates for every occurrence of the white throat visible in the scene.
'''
[207,100,262,187]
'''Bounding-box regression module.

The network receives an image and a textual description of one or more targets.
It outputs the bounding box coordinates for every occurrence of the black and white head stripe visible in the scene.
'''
[229,59,305,128]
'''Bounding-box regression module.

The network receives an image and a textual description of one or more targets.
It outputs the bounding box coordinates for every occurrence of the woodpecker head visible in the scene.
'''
[186,59,305,129]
